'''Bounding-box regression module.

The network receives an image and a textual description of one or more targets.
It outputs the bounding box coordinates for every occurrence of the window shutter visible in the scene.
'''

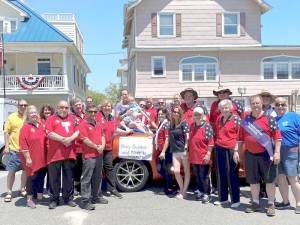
[240,12,246,36]
[176,13,181,37]
[216,13,222,37]
[151,13,157,37]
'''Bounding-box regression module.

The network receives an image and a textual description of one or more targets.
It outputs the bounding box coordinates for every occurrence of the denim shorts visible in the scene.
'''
[6,151,22,172]
[279,146,299,177]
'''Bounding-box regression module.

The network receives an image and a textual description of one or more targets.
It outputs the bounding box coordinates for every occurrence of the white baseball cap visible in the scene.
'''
[193,107,204,115]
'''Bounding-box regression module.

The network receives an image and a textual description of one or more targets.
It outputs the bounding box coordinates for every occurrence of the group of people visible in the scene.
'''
[3,98,124,210]
[3,87,300,216]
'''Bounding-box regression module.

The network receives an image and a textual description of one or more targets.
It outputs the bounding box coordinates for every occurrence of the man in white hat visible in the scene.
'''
[210,86,244,126]
[259,90,276,117]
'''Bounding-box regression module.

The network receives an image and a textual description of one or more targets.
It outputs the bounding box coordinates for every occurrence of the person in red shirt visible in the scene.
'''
[155,107,175,196]
[99,100,123,199]
[214,99,241,208]
[20,105,47,209]
[70,98,86,195]
[238,95,281,216]
[79,104,106,210]
[210,86,244,126]
[46,100,79,209]
[179,88,208,126]
[144,97,158,130]
[188,107,214,203]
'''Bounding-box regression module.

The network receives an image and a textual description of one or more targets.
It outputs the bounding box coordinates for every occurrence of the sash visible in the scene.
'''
[154,119,168,150]
[242,115,274,160]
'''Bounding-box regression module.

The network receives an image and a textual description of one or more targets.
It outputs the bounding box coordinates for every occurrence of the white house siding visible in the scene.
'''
[135,0,261,47]
[0,1,24,20]
[134,49,300,99]
[50,22,76,42]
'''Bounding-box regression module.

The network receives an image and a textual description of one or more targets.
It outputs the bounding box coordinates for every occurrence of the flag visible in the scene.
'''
[0,34,3,69]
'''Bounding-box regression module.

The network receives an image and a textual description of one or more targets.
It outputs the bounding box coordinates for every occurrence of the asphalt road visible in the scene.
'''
[0,170,299,225]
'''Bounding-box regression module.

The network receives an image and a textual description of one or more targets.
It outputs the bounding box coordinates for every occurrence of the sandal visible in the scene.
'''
[19,189,27,197]
[4,192,12,202]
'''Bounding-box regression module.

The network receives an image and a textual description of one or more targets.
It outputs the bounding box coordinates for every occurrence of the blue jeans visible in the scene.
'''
[157,149,174,191]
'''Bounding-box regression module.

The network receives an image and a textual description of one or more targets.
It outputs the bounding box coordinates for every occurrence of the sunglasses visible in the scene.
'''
[218,91,228,94]
[173,111,180,114]
[88,110,98,113]
[275,103,286,107]
[261,95,271,98]
[18,104,28,107]
[139,104,145,107]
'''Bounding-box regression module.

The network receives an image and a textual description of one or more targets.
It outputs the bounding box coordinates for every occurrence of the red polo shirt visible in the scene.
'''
[45,114,77,164]
[188,122,214,165]
[239,114,281,154]
[180,102,209,126]
[70,112,85,154]
[98,113,117,151]
[157,121,170,152]
[20,122,47,176]
[215,114,241,149]
[144,106,158,129]
[209,99,244,126]
[79,119,104,159]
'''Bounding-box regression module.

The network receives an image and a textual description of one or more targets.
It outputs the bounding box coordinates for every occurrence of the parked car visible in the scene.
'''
[112,133,162,192]
[111,133,247,192]
[0,98,18,167]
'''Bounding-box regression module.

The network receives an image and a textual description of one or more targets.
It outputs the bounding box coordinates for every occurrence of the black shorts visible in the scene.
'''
[244,150,278,184]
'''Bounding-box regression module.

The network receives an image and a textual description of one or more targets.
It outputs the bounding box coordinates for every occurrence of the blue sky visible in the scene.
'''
[25,0,300,92]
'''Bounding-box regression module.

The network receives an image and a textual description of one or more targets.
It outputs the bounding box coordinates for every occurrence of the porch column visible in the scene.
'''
[62,49,69,90]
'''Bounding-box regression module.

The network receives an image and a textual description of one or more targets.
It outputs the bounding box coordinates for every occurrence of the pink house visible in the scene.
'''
[121,0,300,110]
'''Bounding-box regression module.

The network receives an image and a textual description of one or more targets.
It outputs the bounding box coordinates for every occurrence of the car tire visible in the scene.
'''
[114,159,149,192]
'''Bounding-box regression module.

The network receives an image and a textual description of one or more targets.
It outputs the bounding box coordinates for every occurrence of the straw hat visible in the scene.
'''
[258,90,276,102]
[213,86,232,96]
[180,88,198,100]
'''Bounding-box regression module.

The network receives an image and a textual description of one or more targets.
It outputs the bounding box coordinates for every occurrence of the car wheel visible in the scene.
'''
[114,160,149,192]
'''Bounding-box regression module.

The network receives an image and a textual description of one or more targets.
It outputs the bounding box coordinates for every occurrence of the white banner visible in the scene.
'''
[118,136,153,161]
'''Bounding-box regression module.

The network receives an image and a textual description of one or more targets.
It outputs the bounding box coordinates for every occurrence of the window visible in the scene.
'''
[159,13,175,37]
[262,56,300,80]
[0,19,17,33]
[151,56,166,77]
[180,56,218,82]
[10,20,17,33]
[37,58,51,75]
[223,13,239,36]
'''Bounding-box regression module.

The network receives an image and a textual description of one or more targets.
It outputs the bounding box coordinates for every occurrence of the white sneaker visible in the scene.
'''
[231,202,240,208]
[214,200,229,206]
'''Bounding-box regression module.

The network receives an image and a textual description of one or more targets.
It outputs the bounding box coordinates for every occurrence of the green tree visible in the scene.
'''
[86,89,107,105]
[104,83,121,104]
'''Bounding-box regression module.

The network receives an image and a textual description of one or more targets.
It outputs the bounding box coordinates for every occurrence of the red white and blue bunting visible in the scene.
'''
[17,74,45,90]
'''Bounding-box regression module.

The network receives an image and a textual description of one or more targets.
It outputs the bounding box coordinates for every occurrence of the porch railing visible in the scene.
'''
[0,75,67,90]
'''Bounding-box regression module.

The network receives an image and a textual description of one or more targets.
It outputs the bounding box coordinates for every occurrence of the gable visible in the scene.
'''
[3,0,73,43]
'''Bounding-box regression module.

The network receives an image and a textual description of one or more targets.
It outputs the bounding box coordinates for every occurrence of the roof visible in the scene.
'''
[4,0,73,43]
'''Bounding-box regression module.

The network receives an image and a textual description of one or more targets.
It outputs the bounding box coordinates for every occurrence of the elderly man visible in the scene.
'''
[3,99,28,202]
[46,100,79,209]
[210,86,244,126]
[238,95,281,216]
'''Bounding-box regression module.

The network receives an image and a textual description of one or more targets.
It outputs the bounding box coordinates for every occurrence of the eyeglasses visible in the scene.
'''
[139,104,145,107]
[173,111,180,114]
[18,104,28,107]
[275,103,286,107]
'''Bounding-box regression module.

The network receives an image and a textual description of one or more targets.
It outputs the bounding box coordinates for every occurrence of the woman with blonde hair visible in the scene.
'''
[19,105,47,208]
[169,106,190,199]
